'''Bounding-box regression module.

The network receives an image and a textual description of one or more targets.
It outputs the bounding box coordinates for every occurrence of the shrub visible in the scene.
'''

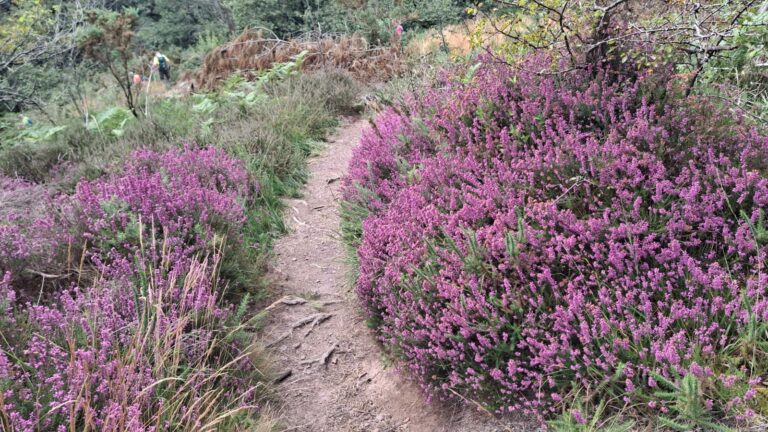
[75,145,253,269]
[342,54,768,425]
[0,248,262,431]
[0,146,262,431]
[0,177,75,291]
[0,140,73,183]
[266,69,363,116]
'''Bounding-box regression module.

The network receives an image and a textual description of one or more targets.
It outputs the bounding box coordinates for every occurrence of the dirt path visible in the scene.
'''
[260,118,523,432]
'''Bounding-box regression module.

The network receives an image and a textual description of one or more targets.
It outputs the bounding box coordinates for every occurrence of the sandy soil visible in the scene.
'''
[260,118,535,432]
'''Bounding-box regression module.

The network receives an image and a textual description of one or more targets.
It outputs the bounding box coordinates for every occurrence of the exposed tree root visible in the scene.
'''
[300,343,338,368]
[264,295,307,312]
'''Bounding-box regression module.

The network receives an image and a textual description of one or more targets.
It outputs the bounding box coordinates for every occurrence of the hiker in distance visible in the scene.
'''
[153,52,171,81]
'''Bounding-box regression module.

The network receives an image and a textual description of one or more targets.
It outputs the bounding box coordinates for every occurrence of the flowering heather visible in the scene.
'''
[0,177,74,284]
[0,254,259,431]
[0,147,262,431]
[343,55,768,421]
[75,146,253,272]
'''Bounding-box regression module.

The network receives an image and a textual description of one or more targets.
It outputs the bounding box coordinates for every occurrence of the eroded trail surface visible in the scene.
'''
[261,119,519,432]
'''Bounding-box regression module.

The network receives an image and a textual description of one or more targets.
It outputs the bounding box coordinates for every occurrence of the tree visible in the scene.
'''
[79,8,141,116]
[480,0,766,93]
[137,0,235,50]
[0,0,72,112]
[225,0,309,37]
[0,0,106,114]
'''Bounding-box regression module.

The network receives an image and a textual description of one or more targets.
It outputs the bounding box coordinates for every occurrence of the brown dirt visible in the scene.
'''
[260,118,536,432]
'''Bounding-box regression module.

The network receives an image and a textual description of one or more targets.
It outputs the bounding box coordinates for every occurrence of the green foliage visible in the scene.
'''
[225,0,310,37]
[549,401,635,432]
[0,113,67,145]
[223,0,473,42]
[176,29,227,71]
[0,0,52,47]
[321,0,472,44]
[191,51,311,139]
[86,106,133,137]
[136,0,234,50]
[700,5,768,121]
[16,123,67,143]
[0,0,80,112]
[651,373,735,432]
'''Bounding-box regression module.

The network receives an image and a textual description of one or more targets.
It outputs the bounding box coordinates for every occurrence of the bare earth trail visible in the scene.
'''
[260,119,527,432]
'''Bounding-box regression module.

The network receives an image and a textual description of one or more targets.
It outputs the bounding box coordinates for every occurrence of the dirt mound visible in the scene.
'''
[193,29,402,90]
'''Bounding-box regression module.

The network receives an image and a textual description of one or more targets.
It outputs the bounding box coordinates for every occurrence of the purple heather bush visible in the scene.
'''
[0,146,262,431]
[343,54,768,422]
[0,177,75,288]
[75,146,253,273]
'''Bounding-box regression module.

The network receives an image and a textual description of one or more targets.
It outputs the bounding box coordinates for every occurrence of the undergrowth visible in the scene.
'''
[341,54,768,429]
[0,65,360,430]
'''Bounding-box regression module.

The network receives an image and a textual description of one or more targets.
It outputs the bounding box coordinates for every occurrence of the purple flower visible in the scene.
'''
[342,53,768,418]
[0,146,260,430]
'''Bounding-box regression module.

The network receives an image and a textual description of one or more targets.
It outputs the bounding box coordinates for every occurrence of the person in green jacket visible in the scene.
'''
[152,52,171,81]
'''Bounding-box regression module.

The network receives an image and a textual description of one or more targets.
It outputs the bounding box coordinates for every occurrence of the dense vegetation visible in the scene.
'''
[0,0,476,115]
[0,51,360,428]
[342,1,768,430]
[3,0,768,430]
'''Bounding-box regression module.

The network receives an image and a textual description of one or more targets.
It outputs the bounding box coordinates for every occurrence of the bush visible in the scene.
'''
[0,253,261,432]
[75,146,253,271]
[0,147,262,431]
[266,69,363,116]
[0,177,75,292]
[342,54,768,426]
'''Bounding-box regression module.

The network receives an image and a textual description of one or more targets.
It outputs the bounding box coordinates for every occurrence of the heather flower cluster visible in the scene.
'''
[343,54,768,420]
[0,177,74,284]
[75,145,253,271]
[0,147,261,431]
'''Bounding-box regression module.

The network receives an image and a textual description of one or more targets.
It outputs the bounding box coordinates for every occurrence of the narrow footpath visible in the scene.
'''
[260,118,519,432]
